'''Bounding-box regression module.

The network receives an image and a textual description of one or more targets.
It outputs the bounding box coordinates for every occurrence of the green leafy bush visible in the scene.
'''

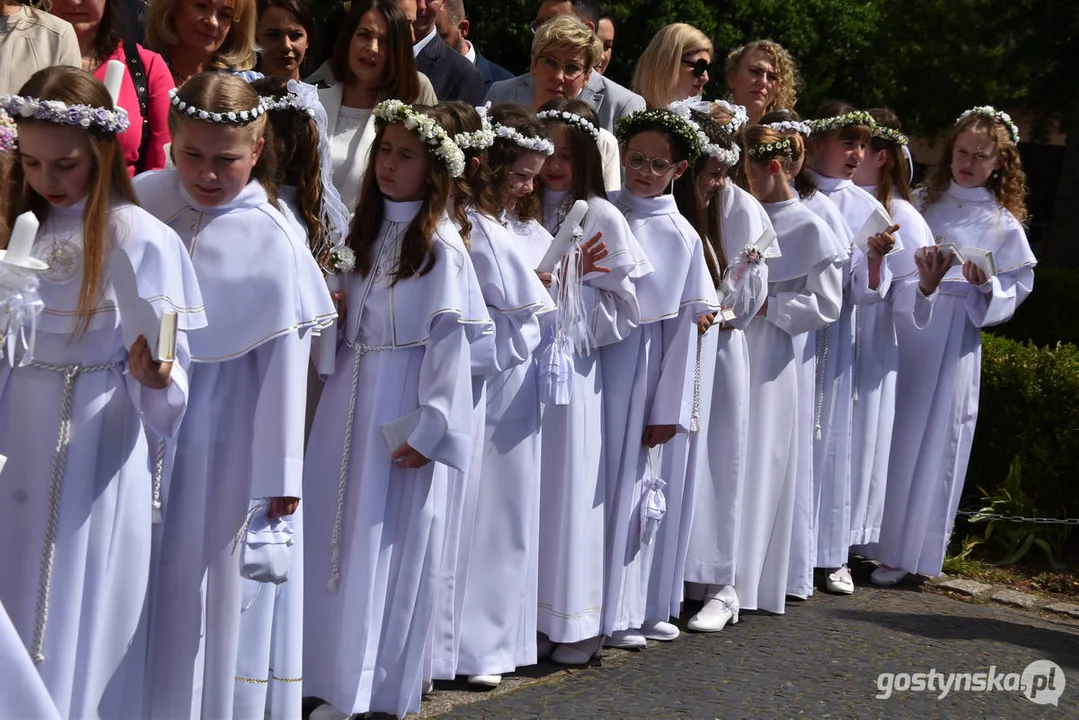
[992,267,1079,348]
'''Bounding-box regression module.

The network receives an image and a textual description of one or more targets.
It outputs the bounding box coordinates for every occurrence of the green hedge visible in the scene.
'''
[991,267,1079,348]
[965,333,1079,522]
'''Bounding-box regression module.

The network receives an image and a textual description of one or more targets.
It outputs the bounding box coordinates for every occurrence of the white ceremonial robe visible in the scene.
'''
[735,197,843,614]
[0,599,60,720]
[869,183,1035,576]
[850,187,936,546]
[451,213,555,678]
[135,173,335,720]
[601,191,718,634]
[302,200,493,718]
[0,200,204,720]
[684,183,771,592]
[537,190,647,644]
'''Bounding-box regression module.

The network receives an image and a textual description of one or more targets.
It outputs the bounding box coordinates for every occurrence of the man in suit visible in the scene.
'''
[405,0,484,105]
[596,10,614,75]
[437,0,514,93]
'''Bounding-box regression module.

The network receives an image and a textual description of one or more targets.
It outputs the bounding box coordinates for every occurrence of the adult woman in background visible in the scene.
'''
[316,0,435,213]
[632,23,712,109]
[725,40,797,124]
[0,0,80,94]
[145,0,257,85]
[50,0,173,173]
[255,0,311,81]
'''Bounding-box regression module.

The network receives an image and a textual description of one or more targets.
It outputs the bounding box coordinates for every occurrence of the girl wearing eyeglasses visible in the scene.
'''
[632,23,713,110]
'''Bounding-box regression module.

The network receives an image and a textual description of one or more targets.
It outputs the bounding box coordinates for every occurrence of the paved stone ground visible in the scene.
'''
[419,573,1079,719]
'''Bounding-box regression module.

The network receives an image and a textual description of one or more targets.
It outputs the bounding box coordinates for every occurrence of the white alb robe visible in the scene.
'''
[135,172,334,720]
[537,190,647,644]
[869,183,1035,576]
[302,200,492,718]
[0,599,60,720]
[0,200,204,720]
[735,197,843,614]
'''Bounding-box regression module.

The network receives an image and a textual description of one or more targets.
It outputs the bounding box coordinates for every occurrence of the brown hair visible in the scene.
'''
[759,108,815,199]
[743,124,798,177]
[725,40,798,115]
[167,72,278,204]
[330,0,420,102]
[488,102,546,223]
[686,108,728,283]
[430,102,502,247]
[250,75,329,266]
[348,105,453,284]
[864,108,913,214]
[85,0,125,67]
[255,0,316,76]
[632,23,713,109]
[146,0,259,70]
[920,113,1028,224]
[537,98,606,203]
[2,67,138,338]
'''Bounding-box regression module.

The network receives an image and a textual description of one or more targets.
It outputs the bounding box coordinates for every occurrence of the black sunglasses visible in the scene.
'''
[682,58,710,78]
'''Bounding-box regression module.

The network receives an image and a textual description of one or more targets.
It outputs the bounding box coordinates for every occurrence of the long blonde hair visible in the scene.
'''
[1,67,138,338]
[146,0,258,71]
[632,23,713,109]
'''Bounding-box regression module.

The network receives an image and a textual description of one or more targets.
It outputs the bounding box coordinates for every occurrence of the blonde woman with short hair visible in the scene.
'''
[146,0,258,85]
[632,23,713,109]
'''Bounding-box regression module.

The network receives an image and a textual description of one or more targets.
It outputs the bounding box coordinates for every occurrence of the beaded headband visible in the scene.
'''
[712,99,749,134]
[616,108,704,166]
[747,136,793,159]
[454,102,496,151]
[0,93,130,134]
[763,120,812,137]
[806,110,876,135]
[168,87,266,123]
[957,105,1020,143]
[492,123,554,155]
[0,109,15,152]
[373,99,466,178]
[537,109,600,142]
[872,126,909,145]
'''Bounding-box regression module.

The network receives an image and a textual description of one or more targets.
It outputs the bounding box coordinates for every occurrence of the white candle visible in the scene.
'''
[537,199,589,273]
[103,60,125,105]
[6,211,39,263]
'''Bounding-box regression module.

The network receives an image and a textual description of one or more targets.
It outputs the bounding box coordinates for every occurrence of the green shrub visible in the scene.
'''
[992,266,1079,347]
[964,334,1079,531]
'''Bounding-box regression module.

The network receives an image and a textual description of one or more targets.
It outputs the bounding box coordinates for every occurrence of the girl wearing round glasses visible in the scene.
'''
[632,23,713,109]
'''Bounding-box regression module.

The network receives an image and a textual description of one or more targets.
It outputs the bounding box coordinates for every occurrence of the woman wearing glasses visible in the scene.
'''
[632,23,713,110]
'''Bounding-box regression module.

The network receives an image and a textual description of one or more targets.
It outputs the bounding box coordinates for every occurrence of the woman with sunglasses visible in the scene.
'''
[632,23,712,110]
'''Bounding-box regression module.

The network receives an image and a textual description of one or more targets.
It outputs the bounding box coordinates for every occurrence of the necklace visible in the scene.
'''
[33,232,82,285]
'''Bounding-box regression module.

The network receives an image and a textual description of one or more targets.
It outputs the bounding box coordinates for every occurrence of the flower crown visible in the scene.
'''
[702,142,740,167]
[169,87,266,123]
[537,109,600,142]
[373,99,465,177]
[747,136,793,159]
[712,100,749,134]
[957,105,1020,144]
[261,82,317,118]
[872,125,909,145]
[0,109,15,152]
[616,108,703,166]
[763,120,812,137]
[806,110,877,135]
[492,123,554,155]
[454,103,496,151]
[0,93,130,134]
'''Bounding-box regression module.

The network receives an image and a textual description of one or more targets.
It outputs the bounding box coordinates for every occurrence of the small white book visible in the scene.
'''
[959,246,997,278]
[381,408,422,454]
[915,243,964,268]
[109,248,178,363]
[854,206,901,255]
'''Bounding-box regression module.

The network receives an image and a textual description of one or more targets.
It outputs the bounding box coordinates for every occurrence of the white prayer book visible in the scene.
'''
[109,248,178,363]
[854,206,901,255]
[381,408,422,454]
[915,244,964,268]
[537,200,589,273]
[959,246,997,278]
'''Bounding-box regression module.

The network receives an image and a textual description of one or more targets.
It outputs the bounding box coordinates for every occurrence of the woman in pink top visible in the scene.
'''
[50,0,174,174]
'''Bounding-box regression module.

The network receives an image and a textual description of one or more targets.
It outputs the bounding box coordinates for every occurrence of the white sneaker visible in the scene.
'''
[468,674,502,687]
[826,565,855,595]
[640,620,680,641]
[687,589,739,632]
[871,565,908,586]
[551,636,603,665]
[606,629,647,649]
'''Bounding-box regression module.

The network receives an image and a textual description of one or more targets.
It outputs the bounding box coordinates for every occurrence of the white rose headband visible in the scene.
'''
[0,93,130,134]
[763,120,812,137]
[454,102,496,151]
[536,109,600,142]
[168,86,266,123]
[711,99,749,134]
[492,123,554,155]
[373,99,466,178]
[957,105,1020,144]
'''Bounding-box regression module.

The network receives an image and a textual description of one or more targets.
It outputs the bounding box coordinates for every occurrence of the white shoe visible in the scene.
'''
[826,565,855,595]
[468,674,502,687]
[551,636,603,665]
[640,620,679,641]
[606,629,647,649]
[687,590,740,632]
[871,565,908,586]
[422,678,434,695]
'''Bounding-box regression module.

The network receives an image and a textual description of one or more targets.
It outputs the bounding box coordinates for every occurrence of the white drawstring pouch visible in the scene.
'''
[234,501,295,607]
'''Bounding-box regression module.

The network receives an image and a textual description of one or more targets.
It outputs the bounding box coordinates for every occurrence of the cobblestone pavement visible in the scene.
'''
[422,576,1079,719]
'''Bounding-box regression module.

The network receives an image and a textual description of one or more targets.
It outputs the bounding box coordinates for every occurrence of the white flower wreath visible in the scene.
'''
[957,105,1020,143]
[536,109,600,142]
[806,110,877,135]
[492,123,554,155]
[168,87,265,123]
[872,126,909,145]
[454,102,496,151]
[374,99,466,177]
[712,99,749,134]
[763,120,812,137]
